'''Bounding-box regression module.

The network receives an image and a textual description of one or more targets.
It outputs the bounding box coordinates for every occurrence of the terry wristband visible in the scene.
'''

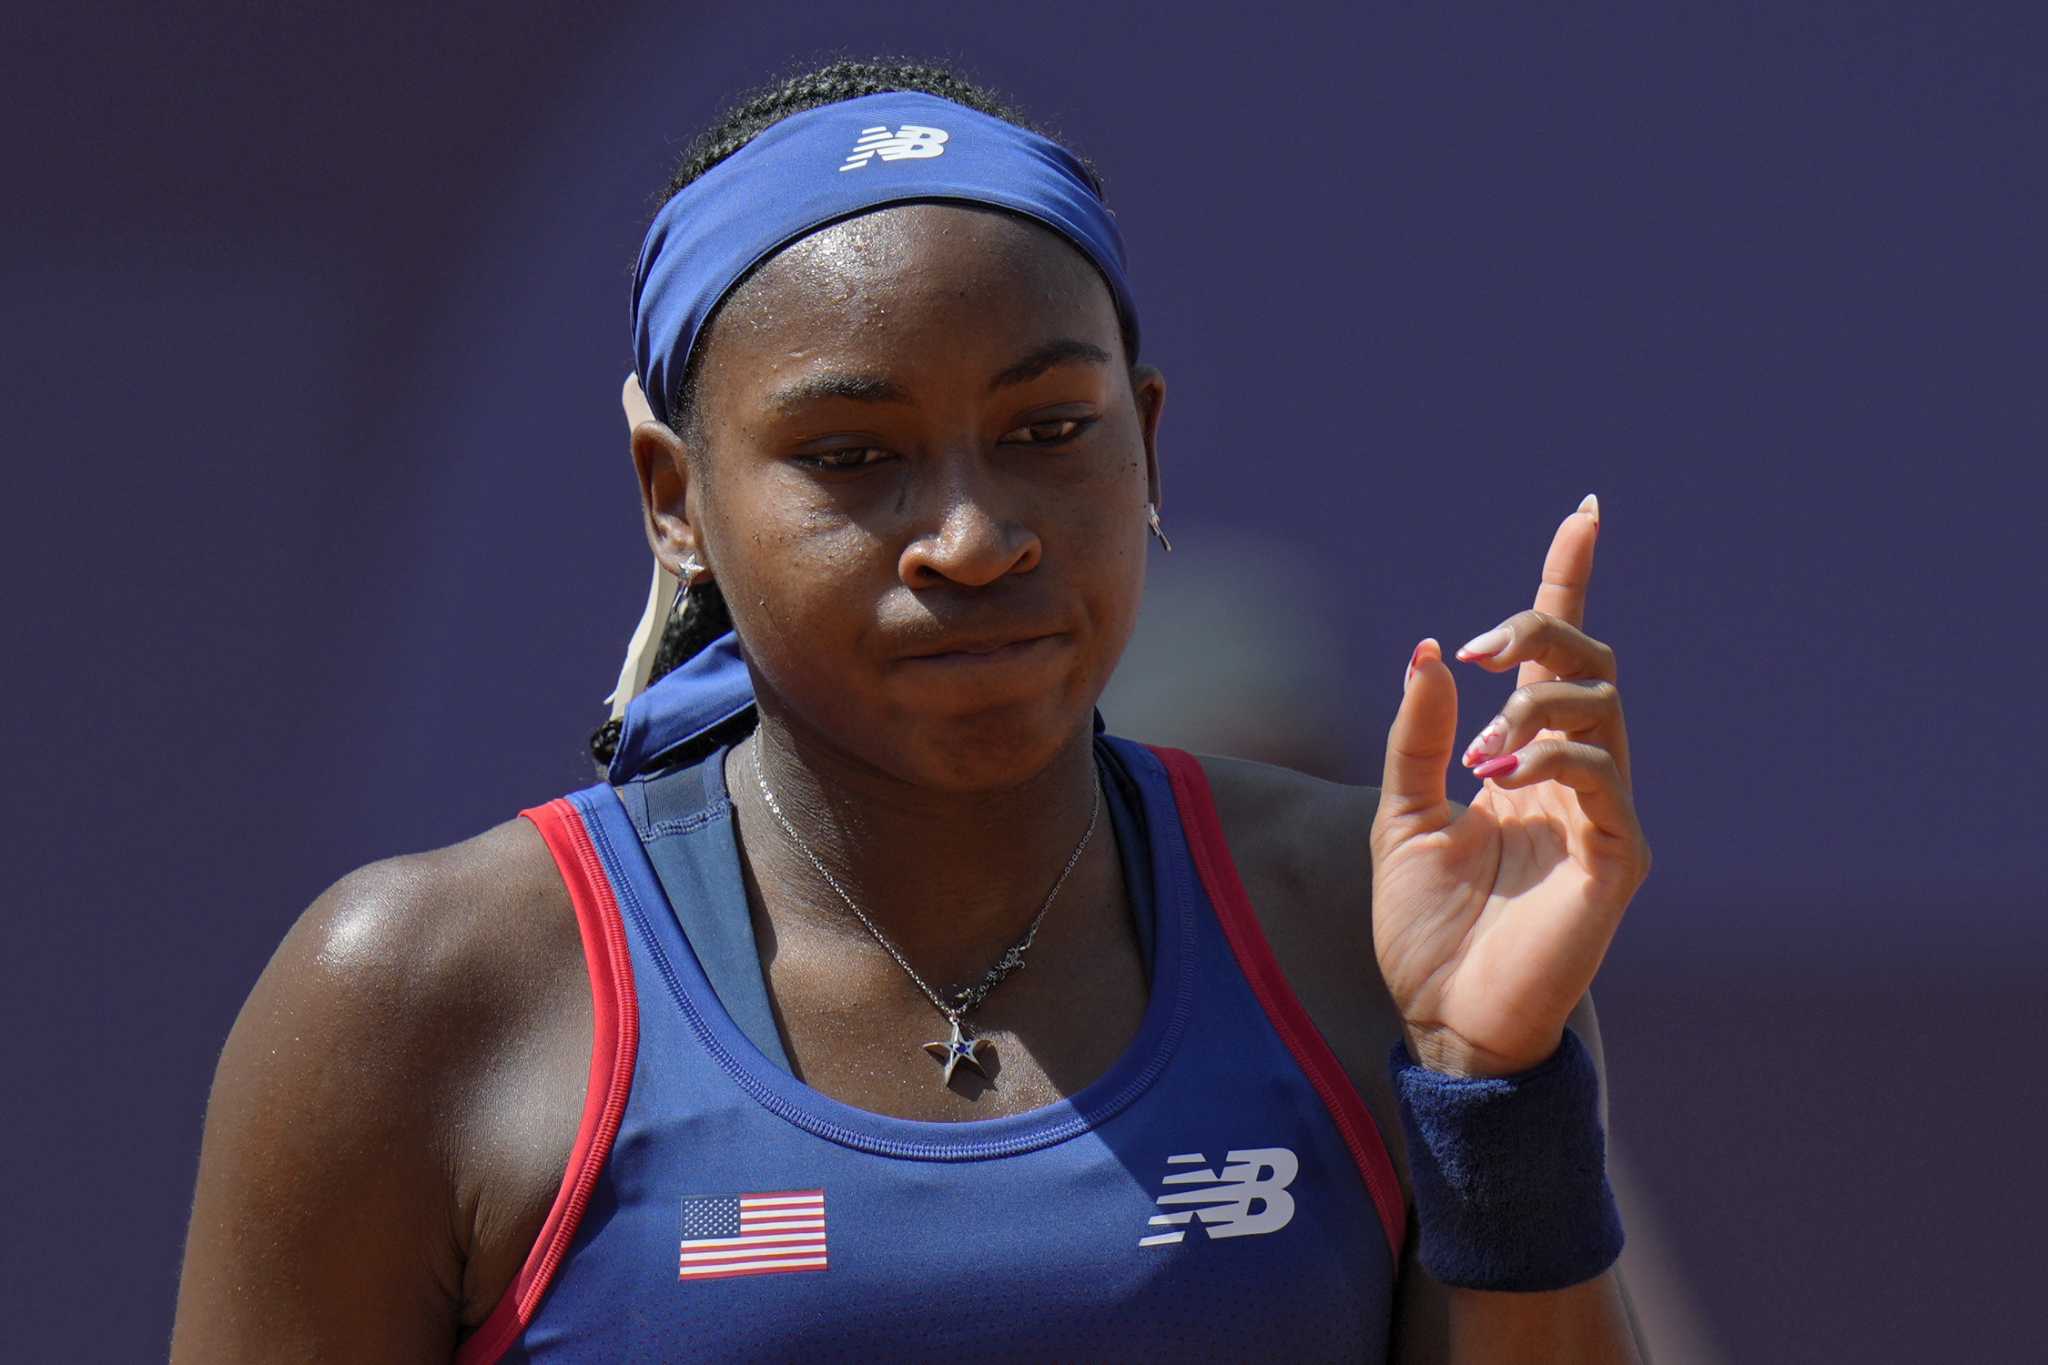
[1388,1025,1625,1291]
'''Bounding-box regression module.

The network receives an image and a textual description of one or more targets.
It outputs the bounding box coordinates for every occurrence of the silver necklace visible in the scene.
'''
[745,735,1102,1087]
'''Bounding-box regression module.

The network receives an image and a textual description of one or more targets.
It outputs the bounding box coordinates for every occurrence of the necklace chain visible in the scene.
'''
[745,735,1101,1026]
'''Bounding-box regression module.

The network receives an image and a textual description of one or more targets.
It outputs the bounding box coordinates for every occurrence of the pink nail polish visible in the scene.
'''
[1455,624,1511,661]
[1462,715,1509,767]
[1404,639,1435,692]
[1472,753,1519,781]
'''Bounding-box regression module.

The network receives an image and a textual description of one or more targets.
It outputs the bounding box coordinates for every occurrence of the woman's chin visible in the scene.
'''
[877,700,1097,793]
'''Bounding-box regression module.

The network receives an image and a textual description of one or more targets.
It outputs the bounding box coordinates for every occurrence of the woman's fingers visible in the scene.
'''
[1454,609,1616,683]
[1377,637,1460,831]
[1471,738,1648,855]
[1515,496,1599,688]
[1454,611,1631,794]
[1460,678,1631,791]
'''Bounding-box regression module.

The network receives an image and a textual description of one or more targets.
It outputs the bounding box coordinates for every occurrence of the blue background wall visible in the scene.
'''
[6,3,2041,1359]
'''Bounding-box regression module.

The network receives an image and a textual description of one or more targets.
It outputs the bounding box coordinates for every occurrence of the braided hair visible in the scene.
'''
[589,58,1120,768]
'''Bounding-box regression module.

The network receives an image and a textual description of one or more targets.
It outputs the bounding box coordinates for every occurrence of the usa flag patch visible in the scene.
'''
[679,1189,828,1280]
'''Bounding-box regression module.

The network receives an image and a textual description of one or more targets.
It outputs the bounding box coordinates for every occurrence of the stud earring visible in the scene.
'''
[668,553,705,620]
[1146,502,1173,553]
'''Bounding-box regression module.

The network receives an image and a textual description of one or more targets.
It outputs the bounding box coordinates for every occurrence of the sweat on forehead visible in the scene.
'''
[705,204,1120,350]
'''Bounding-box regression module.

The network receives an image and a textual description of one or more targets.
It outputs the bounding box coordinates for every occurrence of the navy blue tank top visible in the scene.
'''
[459,732,1405,1363]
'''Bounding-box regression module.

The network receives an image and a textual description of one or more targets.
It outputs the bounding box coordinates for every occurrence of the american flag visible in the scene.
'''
[678,1189,828,1281]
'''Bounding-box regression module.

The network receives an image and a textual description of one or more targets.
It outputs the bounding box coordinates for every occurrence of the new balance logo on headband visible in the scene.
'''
[840,124,950,171]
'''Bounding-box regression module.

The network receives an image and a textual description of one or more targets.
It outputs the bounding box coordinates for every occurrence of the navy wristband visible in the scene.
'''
[1388,1026,1625,1291]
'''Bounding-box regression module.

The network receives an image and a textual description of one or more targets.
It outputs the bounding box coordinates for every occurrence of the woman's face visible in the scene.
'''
[645,202,1164,791]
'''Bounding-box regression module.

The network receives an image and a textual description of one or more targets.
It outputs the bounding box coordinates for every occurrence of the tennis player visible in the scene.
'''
[173,60,1654,1362]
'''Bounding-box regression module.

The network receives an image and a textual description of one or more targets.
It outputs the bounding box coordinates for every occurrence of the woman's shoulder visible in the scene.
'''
[265,817,586,1073]
[273,816,595,1243]
[1177,752,1386,1003]
[303,816,582,1005]
[1183,751,1383,894]
[174,817,594,1353]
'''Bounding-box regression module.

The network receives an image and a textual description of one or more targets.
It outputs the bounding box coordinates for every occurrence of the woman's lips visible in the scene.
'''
[897,633,1067,669]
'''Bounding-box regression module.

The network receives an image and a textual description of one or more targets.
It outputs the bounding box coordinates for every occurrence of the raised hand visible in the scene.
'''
[1369,495,1652,1078]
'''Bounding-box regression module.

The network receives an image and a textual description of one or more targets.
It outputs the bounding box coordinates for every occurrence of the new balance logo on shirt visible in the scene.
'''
[840,124,950,171]
[1140,1148,1299,1247]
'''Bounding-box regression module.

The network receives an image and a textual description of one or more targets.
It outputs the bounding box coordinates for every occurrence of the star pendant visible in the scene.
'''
[922,1016,991,1087]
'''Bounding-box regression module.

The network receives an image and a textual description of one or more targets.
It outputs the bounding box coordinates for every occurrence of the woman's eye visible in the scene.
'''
[798,447,890,471]
[1003,417,1091,445]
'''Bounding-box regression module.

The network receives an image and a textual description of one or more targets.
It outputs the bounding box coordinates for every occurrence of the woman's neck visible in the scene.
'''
[725,714,1113,990]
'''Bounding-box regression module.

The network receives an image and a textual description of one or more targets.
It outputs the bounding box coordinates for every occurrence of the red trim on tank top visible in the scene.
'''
[456,799,640,1365]
[1146,745,1409,1265]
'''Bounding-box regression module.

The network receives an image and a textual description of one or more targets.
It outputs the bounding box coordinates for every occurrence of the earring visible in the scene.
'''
[668,553,705,620]
[1146,502,1173,553]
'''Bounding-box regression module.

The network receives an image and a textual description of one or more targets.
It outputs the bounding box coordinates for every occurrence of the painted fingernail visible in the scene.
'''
[1404,638,1437,692]
[1578,492,1600,523]
[1472,752,1520,781]
[1455,624,1511,660]
[1462,714,1509,767]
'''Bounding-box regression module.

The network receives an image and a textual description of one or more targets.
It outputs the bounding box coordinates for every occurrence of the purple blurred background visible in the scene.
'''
[6,3,2042,1359]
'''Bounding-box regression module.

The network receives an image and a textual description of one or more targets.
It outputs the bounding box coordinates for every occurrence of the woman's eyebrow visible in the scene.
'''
[987,339,1111,392]
[766,372,913,416]
[764,339,1112,416]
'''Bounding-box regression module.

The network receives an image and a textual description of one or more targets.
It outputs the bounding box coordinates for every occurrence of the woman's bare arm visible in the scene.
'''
[173,860,471,1360]
[172,820,587,1362]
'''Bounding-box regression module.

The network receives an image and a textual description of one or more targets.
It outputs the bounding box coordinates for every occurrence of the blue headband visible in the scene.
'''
[631,90,1140,427]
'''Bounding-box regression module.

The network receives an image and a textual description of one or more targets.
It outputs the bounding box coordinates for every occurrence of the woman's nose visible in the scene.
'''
[896,464,1042,589]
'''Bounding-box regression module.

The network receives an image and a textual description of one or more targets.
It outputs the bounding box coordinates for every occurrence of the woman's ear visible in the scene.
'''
[624,373,708,577]
[1131,363,1167,509]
